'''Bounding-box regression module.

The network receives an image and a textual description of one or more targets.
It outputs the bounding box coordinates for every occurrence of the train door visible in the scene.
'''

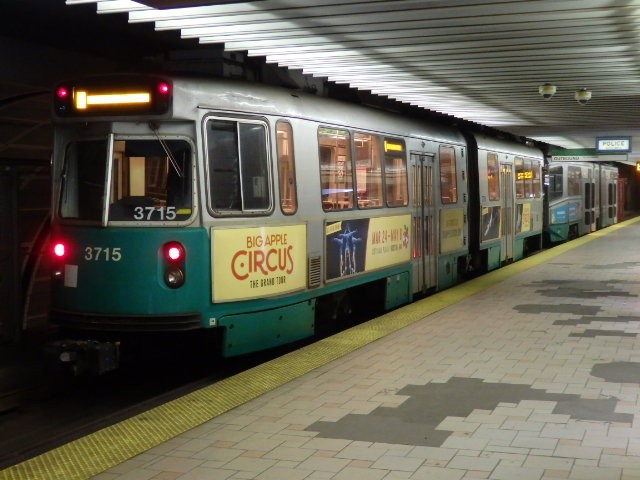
[500,163,514,261]
[610,176,618,224]
[411,152,436,293]
[617,177,625,222]
[584,168,596,232]
[608,171,614,224]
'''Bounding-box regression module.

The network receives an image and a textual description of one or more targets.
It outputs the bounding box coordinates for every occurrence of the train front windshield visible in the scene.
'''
[59,137,193,223]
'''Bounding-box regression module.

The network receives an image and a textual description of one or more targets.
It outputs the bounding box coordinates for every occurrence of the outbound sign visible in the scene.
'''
[551,148,598,162]
[596,137,631,153]
[551,148,628,162]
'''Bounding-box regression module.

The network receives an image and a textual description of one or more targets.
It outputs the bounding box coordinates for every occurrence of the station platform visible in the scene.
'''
[4,217,640,480]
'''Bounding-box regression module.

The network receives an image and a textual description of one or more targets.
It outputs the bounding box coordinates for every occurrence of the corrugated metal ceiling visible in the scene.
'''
[66,0,640,159]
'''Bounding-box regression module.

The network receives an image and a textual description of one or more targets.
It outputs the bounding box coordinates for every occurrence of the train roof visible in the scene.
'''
[470,132,544,160]
[173,76,467,146]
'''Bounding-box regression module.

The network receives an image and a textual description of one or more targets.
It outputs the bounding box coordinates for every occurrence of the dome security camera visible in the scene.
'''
[538,83,556,100]
[575,88,592,105]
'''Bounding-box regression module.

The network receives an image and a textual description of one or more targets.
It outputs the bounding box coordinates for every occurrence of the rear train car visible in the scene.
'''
[545,161,618,243]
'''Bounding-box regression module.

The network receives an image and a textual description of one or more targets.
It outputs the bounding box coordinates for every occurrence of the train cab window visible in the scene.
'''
[206,118,271,214]
[276,121,298,215]
[59,139,109,221]
[487,153,500,201]
[548,165,563,201]
[438,145,457,204]
[384,138,408,207]
[108,139,193,222]
[355,133,383,208]
[319,127,353,211]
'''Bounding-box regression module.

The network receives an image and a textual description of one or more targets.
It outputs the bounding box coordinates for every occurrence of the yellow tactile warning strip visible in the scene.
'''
[2,216,638,480]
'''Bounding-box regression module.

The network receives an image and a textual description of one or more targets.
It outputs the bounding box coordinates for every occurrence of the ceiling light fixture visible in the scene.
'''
[538,83,556,100]
[574,88,592,105]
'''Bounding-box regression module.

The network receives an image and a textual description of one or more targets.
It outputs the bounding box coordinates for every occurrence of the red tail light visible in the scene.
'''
[164,242,184,263]
[158,82,171,95]
[51,242,67,280]
[56,87,70,99]
[53,242,66,258]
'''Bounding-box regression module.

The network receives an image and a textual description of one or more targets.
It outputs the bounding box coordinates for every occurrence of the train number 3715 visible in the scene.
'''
[84,246,122,262]
[134,206,177,220]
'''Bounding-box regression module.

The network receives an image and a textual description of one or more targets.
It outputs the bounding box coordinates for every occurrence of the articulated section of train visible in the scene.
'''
[46,75,619,374]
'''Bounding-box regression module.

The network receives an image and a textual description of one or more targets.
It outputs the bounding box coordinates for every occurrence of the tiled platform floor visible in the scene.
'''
[95,222,640,480]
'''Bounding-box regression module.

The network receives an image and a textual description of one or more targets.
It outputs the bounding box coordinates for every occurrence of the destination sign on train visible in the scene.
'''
[596,137,631,153]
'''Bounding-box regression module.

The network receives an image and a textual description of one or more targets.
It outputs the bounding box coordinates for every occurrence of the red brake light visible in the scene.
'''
[53,242,66,258]
[158,82,171,95]
[56,87,69,99]
[164,242,184,263]
[168,246,182,261]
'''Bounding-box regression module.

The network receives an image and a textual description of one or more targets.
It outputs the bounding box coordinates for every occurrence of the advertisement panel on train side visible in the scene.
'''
[324,215,411,280]
[211,225,308,302]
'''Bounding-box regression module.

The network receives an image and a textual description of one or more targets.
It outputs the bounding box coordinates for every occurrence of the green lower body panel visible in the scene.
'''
[486,245,501,271]
[218,300,315,356]
[438,255,460,289]
[385,271,410,310]
[547,224,569,243]
[514,238,525,261]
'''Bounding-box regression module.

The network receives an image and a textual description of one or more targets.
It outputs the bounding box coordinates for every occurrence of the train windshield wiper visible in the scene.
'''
[149,121,184,178]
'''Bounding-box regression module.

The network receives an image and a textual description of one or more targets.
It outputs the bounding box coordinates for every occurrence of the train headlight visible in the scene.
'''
[164,267,185,288]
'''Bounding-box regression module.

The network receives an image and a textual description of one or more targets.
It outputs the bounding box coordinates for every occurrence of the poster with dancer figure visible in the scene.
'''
[325,215,411,281]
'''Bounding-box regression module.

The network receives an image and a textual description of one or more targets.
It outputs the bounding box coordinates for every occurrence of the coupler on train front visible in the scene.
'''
[44,338,121,376]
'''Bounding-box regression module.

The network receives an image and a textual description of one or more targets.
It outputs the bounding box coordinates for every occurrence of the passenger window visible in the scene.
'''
[568,166,581,196]
[524,159,533,198]
[515,157,542,198]
[532,160,541,198]
[319,127,353,211]
[548,165,563,201]
[206,118,271,214]
[487,153,500,201]
[384,138,408,207]
[515,157,525,199]
[439,145,457,204]
[354,133,383,208]
[276,121,298,215]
